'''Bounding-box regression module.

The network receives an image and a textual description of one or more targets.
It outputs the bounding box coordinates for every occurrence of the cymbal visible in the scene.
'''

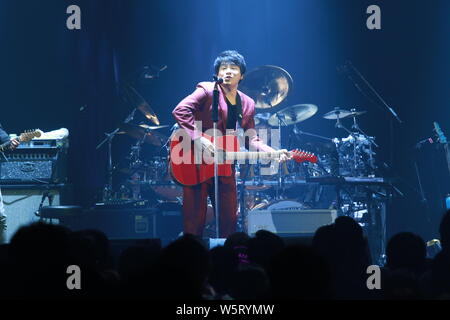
[268,104,318,127]
[240,65,293,109]
[118,123,168,146]
[139,124,170,130]
[122,84,160,125]
[323,108,366,120]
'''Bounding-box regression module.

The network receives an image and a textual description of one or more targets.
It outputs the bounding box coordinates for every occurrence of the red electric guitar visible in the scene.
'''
[169,132,318,186]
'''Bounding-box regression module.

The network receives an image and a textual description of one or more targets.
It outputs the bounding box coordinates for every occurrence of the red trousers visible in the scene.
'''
[182,173,237,238]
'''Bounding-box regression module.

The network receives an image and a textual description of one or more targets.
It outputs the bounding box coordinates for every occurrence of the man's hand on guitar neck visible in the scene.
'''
[9,138,20,150]
[277,149,292,163]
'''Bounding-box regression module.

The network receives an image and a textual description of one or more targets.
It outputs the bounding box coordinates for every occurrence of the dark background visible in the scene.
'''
[0,0,449,241]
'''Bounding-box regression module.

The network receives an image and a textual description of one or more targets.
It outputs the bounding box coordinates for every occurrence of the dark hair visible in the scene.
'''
[214,50,246,75]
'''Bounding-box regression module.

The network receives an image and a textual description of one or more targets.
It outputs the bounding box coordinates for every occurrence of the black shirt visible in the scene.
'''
[225,94,242,130]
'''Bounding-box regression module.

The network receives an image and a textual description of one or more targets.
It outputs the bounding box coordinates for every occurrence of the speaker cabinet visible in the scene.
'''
[1,186,63,243]
[73,205,182,244]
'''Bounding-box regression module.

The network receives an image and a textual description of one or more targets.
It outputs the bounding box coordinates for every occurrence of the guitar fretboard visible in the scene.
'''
[224,151,282,161]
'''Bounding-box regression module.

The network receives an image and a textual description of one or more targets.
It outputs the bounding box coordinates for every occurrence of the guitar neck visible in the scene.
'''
[225,151,281,161]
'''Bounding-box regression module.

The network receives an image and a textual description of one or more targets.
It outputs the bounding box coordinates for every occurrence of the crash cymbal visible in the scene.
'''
[122,84,160,125]
[118,123,168,146]
[240,65,293,109]
[268,104,318,127]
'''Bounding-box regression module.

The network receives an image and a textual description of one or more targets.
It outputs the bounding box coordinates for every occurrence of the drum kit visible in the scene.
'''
[97,66,381,233]
[96,84,180,205]
[238,66,380,221]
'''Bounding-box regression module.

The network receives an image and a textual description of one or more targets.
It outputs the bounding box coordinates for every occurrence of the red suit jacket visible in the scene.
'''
[172,81,274,152]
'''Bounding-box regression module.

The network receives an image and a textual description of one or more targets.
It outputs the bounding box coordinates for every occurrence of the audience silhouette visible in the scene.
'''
[0,210,449,300]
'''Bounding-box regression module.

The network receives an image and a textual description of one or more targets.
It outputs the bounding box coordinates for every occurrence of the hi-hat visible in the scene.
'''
[122,84,160,125]
[139,124,170,130]
[268,104,318,127]
[348,109,367,117]
[323,108,366,120]
[240,65,293,109]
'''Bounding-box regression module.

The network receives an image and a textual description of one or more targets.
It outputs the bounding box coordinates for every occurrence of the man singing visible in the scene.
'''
[0,124,20,243]
[172,50,290,238]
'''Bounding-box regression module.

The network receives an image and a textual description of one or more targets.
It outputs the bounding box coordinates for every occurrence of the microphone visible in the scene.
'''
[213,76,224,83]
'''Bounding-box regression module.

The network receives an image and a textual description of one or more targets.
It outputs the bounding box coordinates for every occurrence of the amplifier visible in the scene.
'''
[0,139,68,184]
[246,208,337,236]
[1,184,69,243]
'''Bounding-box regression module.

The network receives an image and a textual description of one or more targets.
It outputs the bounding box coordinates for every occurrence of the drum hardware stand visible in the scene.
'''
[333,108,359,176]
[35,184,55,218]
[349,108,378,173]
[293,124,334,142]
[96,108,137,201]
[349,108,378,148]
[335,182,390,265]
[273,112,291,199]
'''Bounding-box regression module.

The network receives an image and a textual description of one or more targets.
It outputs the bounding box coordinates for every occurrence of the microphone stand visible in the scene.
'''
[96,108,137,201]
[412,150,432,226]
[212,76,221,239]
[346,61,402,124]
